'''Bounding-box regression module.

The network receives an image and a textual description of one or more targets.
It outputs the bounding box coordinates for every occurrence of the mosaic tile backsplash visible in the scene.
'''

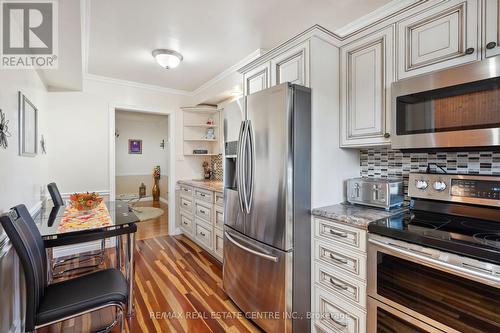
[360,149,500,200]
[210,154,223,181]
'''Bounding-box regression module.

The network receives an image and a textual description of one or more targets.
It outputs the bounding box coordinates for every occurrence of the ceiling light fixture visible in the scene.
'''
[152,49,183,69]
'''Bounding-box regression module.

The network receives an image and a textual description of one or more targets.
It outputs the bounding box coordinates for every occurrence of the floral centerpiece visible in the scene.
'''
[69,192,103,212]
[153,166,161,179]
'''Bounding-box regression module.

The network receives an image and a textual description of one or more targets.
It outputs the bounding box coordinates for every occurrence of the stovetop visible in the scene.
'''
[368,209,500,265]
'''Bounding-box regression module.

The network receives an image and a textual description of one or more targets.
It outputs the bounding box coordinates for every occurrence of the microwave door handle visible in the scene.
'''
[246,120,255,214]
[236,121,246,213]
[369,238,500,286]
[225,231,278,262]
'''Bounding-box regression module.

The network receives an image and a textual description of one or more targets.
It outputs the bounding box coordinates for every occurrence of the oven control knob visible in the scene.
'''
[415,180,428,190]
[433,181,447,192]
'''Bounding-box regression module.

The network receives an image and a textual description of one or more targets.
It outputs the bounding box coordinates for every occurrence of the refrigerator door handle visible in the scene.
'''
[246,120,255,214]
[225,231,279,262]
[240,120,250,214]
[236,121,247,213]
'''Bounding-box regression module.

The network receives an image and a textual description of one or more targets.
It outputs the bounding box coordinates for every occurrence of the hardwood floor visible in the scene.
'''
[40,235,262,333]
[131,200,169,240]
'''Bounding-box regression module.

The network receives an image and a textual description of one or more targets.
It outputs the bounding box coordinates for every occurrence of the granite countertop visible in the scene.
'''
[311,203,406,230]
[178,179,223,193]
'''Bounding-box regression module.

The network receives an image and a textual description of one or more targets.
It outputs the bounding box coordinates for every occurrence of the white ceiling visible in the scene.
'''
[87,0,392,92]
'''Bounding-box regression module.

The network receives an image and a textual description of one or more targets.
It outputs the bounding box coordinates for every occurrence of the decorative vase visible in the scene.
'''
[152,178,160,201]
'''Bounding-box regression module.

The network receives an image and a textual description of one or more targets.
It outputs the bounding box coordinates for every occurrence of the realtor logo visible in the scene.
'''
[1,0,58,68]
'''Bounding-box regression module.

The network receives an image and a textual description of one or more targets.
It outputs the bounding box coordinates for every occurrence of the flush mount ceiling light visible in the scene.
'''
[152,49,183,69]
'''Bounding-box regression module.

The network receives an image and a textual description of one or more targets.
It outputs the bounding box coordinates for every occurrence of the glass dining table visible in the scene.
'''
[34,200,140,316]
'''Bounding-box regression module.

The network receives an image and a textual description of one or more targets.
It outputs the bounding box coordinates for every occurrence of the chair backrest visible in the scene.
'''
[47,182,64,206]
[0,205,47,331]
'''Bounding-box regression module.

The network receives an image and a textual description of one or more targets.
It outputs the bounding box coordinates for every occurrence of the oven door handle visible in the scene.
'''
[369,238,500,287]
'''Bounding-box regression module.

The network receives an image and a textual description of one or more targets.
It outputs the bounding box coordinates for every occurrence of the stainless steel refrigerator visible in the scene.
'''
[223,83,311,333]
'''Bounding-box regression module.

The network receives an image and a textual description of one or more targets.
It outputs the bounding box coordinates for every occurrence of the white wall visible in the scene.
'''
[0,70,48,213]
[47,78,203,195]
[115,111,169,176]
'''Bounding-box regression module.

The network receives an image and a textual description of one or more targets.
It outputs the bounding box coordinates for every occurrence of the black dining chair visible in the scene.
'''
[0,207,127,333]
[47,182,65,206]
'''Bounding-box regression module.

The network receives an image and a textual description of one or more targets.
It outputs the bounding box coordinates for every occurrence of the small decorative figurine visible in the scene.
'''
[204,127,216,140]
[0,109,11,149]
[203,161,212,180]
[206,118,214,125]
[139,183,146,198]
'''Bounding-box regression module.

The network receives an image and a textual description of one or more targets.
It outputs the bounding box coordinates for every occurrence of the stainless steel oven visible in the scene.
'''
[392,56,500,149]
[367,234,500,333]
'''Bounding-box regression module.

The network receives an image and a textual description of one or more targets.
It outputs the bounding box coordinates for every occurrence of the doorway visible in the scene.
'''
[109,106,176,239]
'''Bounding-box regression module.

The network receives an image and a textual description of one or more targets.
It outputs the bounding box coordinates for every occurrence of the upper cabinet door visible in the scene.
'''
[243,62,270,95]
[270,41,310,87]
[484,0,500,58]
[340,25,394,147]
[397,0,479,79]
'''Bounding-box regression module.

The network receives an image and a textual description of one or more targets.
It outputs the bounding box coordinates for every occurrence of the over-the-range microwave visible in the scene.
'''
[391,56,500,150]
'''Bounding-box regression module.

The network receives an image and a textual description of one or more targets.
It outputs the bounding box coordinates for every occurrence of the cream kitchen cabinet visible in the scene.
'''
[243,62,270,95]
[397,0,479,79]
[270,41,310,87]
[340,25,394,147]
[484,0,500,58]
[312,217,368,333]
[177,181,224,261]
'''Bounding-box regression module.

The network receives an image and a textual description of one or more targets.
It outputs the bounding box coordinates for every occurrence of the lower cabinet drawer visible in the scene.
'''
[314,239,366,281]
[214,228,223,259]
[314,217,366,252]
[195,200,212,223]
[314,261,366,309]
[179,213,194,235]
[214,206,224,229]
[195,188,213,204]
[314,286,366,333]
[179,184,194,197]
[179,196,193,213]
[195,219,213,250]
[215,192,224,207]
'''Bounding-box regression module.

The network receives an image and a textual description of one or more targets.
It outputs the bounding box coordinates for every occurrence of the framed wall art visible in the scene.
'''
[18,92,38,157]
[128,139,142,154]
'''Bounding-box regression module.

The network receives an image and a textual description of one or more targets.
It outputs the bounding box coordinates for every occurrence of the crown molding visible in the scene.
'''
[191,48,265,96]
[83,49,265,97]
[238,24,342,74]
[333,0,424,38]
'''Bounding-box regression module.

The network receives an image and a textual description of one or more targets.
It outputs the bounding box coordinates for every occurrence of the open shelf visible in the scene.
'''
[184,153,220,156]
[182,106,222,156]
[184,124,219,128]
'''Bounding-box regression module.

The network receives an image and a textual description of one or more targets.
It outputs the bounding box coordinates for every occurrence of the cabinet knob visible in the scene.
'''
[465,47,475,55]
[486,42,497,50]
[384,133,391,138]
